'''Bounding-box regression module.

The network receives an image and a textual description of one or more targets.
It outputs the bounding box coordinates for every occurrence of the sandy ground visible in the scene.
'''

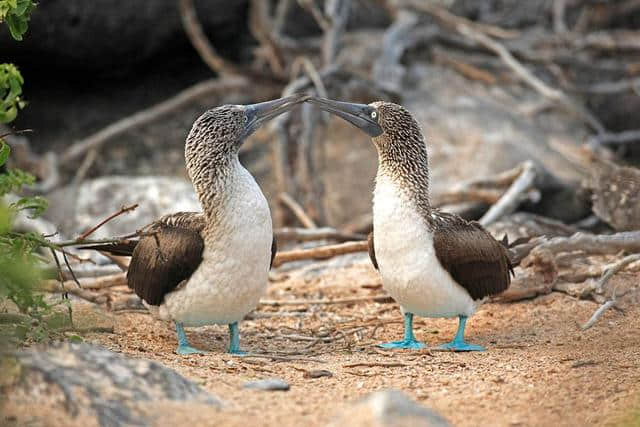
[85,261,640,427]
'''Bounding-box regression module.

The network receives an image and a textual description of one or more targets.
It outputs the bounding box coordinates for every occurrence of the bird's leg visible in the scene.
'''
[175,322,207,355]
[438,315,485,352]
[379,312,425,350]
[228,322,247,355]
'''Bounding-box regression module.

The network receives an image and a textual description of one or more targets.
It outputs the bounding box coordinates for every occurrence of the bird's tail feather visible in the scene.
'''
[78,241,138,257]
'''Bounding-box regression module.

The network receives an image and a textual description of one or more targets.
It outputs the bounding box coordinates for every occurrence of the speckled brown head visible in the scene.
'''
[185,94,308,209]
[308,97,431,208]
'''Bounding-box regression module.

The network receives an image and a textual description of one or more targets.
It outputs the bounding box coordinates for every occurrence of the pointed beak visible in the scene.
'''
[244,93,309,137]
[307,97,383,137]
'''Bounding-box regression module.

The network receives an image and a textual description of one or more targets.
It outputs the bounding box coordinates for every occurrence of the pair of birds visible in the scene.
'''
[85,94,512,355]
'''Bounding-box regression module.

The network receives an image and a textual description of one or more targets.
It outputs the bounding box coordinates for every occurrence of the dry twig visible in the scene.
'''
[279,192,318,228]
[61,77,254,163]
[343,362,408,368]
[178,0,243,77]
[260,294,392,306]
[479,161,537,226]
[272,240,368,267]
[405,1,605,133]
[275,227,365,242]
[77,204,138,241]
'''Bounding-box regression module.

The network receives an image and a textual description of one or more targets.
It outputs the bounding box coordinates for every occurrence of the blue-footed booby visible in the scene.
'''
[83,94,308,355]
[308,97,513,351]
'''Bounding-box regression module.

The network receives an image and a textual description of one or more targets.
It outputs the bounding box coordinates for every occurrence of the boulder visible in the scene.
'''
[46,176,201,237]
[328,390,450,427]
[0,342,222,426]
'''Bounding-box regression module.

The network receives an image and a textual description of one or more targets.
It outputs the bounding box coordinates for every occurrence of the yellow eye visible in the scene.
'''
[371,111,377,119]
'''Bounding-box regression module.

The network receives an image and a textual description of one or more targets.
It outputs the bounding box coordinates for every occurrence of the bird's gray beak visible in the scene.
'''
[307,97,383,137]
[244,94,309,137]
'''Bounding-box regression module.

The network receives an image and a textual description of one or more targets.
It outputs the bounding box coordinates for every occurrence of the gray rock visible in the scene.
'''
[328,390,450,427]
[1,342,222,427]
[46,176,201,237]
[243,378,290,391]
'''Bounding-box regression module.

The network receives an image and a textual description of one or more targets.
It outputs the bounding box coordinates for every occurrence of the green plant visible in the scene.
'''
[0,140,59,344]
[0,64,26,124]
[0,0,35,40]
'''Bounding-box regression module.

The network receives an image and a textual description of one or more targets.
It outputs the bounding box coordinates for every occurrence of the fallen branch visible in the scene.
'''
[272,240,368,267]
[594,253,640,294]
[178,0,244,77]
[322,0,350,66]
[76,204,138,241]
[41,280,108,304]
[580,300,617,331]
[279,192,317,228]
[343,362,408,368]
[275,227,366,242]
[528,231,640,258]
[589,129,640,146]
[260,294,393,306]
[61,77,255,163]
[242,353,326,363]
[575,77,640,95]
[434,162,529,206]
[479,161,537,226]
[406,0,605,133]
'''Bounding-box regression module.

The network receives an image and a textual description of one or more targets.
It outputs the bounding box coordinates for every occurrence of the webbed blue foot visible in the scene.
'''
[437,341,485,352]
[378,312,426,350]
[175,322,206,355]
[176,344,207,355]
[228,322,246,355]
[438,315,485,352]
[379,339,425,350]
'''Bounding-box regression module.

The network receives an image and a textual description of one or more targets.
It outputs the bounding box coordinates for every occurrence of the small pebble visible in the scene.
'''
[243,378,290,391]
[303,369,333,379]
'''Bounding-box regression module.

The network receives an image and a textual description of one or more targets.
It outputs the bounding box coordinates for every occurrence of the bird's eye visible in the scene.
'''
[371,111,377,119]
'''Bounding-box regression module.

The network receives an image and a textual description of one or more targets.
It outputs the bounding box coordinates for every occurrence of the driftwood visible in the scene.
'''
[469,161,537,226]
[60,77,259,163]
[272,241,368,267]
[279,192,317,229]
[274,227,365,242]
[402,0,605,133]
[581,253,640,330]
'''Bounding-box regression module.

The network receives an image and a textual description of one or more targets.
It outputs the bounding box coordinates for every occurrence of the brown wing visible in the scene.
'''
[367,231,378,270]
[127,225,204,305]
[432,214,512,301]
[270,235,277,269]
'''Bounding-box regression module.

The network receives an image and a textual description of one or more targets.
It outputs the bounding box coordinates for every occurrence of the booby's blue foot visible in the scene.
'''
[378,312,426,350]
[228,322,247,355]
[379,339,425,350]
[437,341,485,352]
[175,322,206,355]
[437,315,485,352]
[176,344,207,355]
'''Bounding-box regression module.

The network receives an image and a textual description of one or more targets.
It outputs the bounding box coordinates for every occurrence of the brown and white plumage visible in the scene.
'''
[82,95,305,354]
[309,97,512,350]
[93,211,277,307]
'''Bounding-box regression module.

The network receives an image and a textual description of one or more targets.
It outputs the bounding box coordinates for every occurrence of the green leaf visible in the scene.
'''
[0,0,34,41]
[0,63,25,124]
[0,140,9,166]
[11,195,48,218]
[0,168,35,195]
[14,0,30,15]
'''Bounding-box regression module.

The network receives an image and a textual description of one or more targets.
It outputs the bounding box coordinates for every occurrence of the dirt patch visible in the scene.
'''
[86,262,640,427]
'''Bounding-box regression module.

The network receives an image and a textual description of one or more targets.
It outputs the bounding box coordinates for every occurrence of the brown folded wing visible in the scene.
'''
[127,224,204,306]
[432,214,512,301]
